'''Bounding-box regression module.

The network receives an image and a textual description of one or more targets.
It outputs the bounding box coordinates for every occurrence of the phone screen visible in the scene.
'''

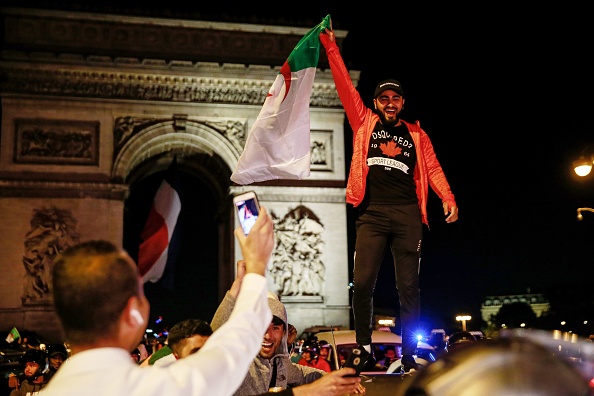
[235,196,259,235]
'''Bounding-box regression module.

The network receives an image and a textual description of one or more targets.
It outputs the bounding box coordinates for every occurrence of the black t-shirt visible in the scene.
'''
[365,122,417,204]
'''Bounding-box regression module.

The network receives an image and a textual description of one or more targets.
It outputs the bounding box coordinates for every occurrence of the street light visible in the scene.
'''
[577,207,594,221]
[456,315,471,331]
[573,144,594,177]
[573,154,593,177]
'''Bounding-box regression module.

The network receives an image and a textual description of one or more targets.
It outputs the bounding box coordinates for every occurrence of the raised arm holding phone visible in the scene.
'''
[43,207,275,396]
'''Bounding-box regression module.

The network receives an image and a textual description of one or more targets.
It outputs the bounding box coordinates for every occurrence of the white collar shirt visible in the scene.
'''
[42,273,271,396]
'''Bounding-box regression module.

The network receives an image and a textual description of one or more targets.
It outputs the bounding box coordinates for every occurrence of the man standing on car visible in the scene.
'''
[320,21,458,374]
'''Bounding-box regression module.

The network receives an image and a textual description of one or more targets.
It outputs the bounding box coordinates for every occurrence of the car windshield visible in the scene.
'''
[337,343,403,373]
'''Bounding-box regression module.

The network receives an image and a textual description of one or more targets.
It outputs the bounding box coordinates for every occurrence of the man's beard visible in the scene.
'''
[24,372,39,381]
[377,109,399,127]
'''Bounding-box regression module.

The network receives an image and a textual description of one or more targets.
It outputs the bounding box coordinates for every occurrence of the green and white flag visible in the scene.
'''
[230,15,331,184]
[5,327,20,343]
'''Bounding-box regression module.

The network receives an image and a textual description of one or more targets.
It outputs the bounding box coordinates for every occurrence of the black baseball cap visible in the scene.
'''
[374,79,404,98]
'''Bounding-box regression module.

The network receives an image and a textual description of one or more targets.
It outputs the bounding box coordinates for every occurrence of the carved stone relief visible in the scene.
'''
[269,205,325,299]
[15,119,99,165]
[310,130,333,171]
[21,206,80,305]
[0,67,343,108]
[113,115,247,161]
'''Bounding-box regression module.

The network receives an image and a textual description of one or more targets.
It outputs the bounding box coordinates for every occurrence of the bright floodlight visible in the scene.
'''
[456,315,472,331]
[573,156,593,176]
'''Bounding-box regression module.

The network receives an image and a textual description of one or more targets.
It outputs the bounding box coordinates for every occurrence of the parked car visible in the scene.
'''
[298,325,346,342]
[315,329,436,374]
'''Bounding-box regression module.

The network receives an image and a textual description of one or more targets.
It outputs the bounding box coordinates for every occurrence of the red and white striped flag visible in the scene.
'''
[138,159,182,286]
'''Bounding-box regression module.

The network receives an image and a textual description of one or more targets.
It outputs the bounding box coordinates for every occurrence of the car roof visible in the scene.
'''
[316,330,402,345]
[315,329,434,350]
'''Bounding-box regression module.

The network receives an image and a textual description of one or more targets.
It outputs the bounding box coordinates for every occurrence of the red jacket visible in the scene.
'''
[321,34,456,227]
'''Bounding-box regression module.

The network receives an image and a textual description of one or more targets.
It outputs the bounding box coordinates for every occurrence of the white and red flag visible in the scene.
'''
[230,14,331,184]
[138,158,182,289]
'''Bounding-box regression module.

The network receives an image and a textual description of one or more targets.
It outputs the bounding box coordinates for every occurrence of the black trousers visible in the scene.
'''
[352,203,422,356]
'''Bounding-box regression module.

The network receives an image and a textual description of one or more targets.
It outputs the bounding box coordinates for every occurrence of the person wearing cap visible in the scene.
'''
[44,343,68,381]
[318,341,332,364]
[9,349,48,396]
[298,340,331,373]
[211,260,364,395]
[320,22,458,375]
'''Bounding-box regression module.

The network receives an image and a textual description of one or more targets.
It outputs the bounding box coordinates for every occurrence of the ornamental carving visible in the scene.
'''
[113,116,247,159]
[0,67,343,108]
[15,119,99,165]
[21,206,80,305]
[270,205,326,298]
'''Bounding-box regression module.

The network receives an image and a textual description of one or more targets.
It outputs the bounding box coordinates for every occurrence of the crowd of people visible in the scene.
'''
[7,16,594,396]
[7,199,593,395]
[27,206,364,396]
[6,343,68,396]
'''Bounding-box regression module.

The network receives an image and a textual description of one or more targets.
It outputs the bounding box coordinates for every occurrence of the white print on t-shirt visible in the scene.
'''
[371,130,413,149]
[367,157,410,173]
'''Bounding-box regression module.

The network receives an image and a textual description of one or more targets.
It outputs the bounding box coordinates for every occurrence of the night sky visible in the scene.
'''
[12,1,594,333]
[335,6,594,331]
[125,3,594,331]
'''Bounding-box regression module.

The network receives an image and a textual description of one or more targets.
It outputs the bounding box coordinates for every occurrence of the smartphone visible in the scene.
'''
[343,346,369,376]
[233,191,260,235]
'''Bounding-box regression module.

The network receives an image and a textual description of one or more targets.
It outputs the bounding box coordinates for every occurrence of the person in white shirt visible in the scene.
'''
[42,207,276,396]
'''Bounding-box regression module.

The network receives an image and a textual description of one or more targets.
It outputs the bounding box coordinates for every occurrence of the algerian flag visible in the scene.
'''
[5,327,20,343]
[230,14,331,184]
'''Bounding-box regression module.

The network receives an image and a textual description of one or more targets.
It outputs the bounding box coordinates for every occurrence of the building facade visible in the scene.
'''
[481,293,550,325]
[0,7,357,341]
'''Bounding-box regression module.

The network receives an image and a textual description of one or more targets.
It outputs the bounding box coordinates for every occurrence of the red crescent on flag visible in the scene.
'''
[279,61,291,101]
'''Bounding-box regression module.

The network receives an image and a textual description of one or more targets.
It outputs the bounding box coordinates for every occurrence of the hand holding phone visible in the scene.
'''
[343,347,369,376]
[233,191,260,235]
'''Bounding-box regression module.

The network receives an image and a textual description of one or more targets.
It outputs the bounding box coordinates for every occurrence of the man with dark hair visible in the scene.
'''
[212,261,364,395]
[43,206,277,396]
[148,319,213,366]
[320,22,458,374]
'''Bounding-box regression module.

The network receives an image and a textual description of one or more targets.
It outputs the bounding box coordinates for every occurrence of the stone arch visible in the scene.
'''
[113,117,240,319]
[111,117,243,184]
